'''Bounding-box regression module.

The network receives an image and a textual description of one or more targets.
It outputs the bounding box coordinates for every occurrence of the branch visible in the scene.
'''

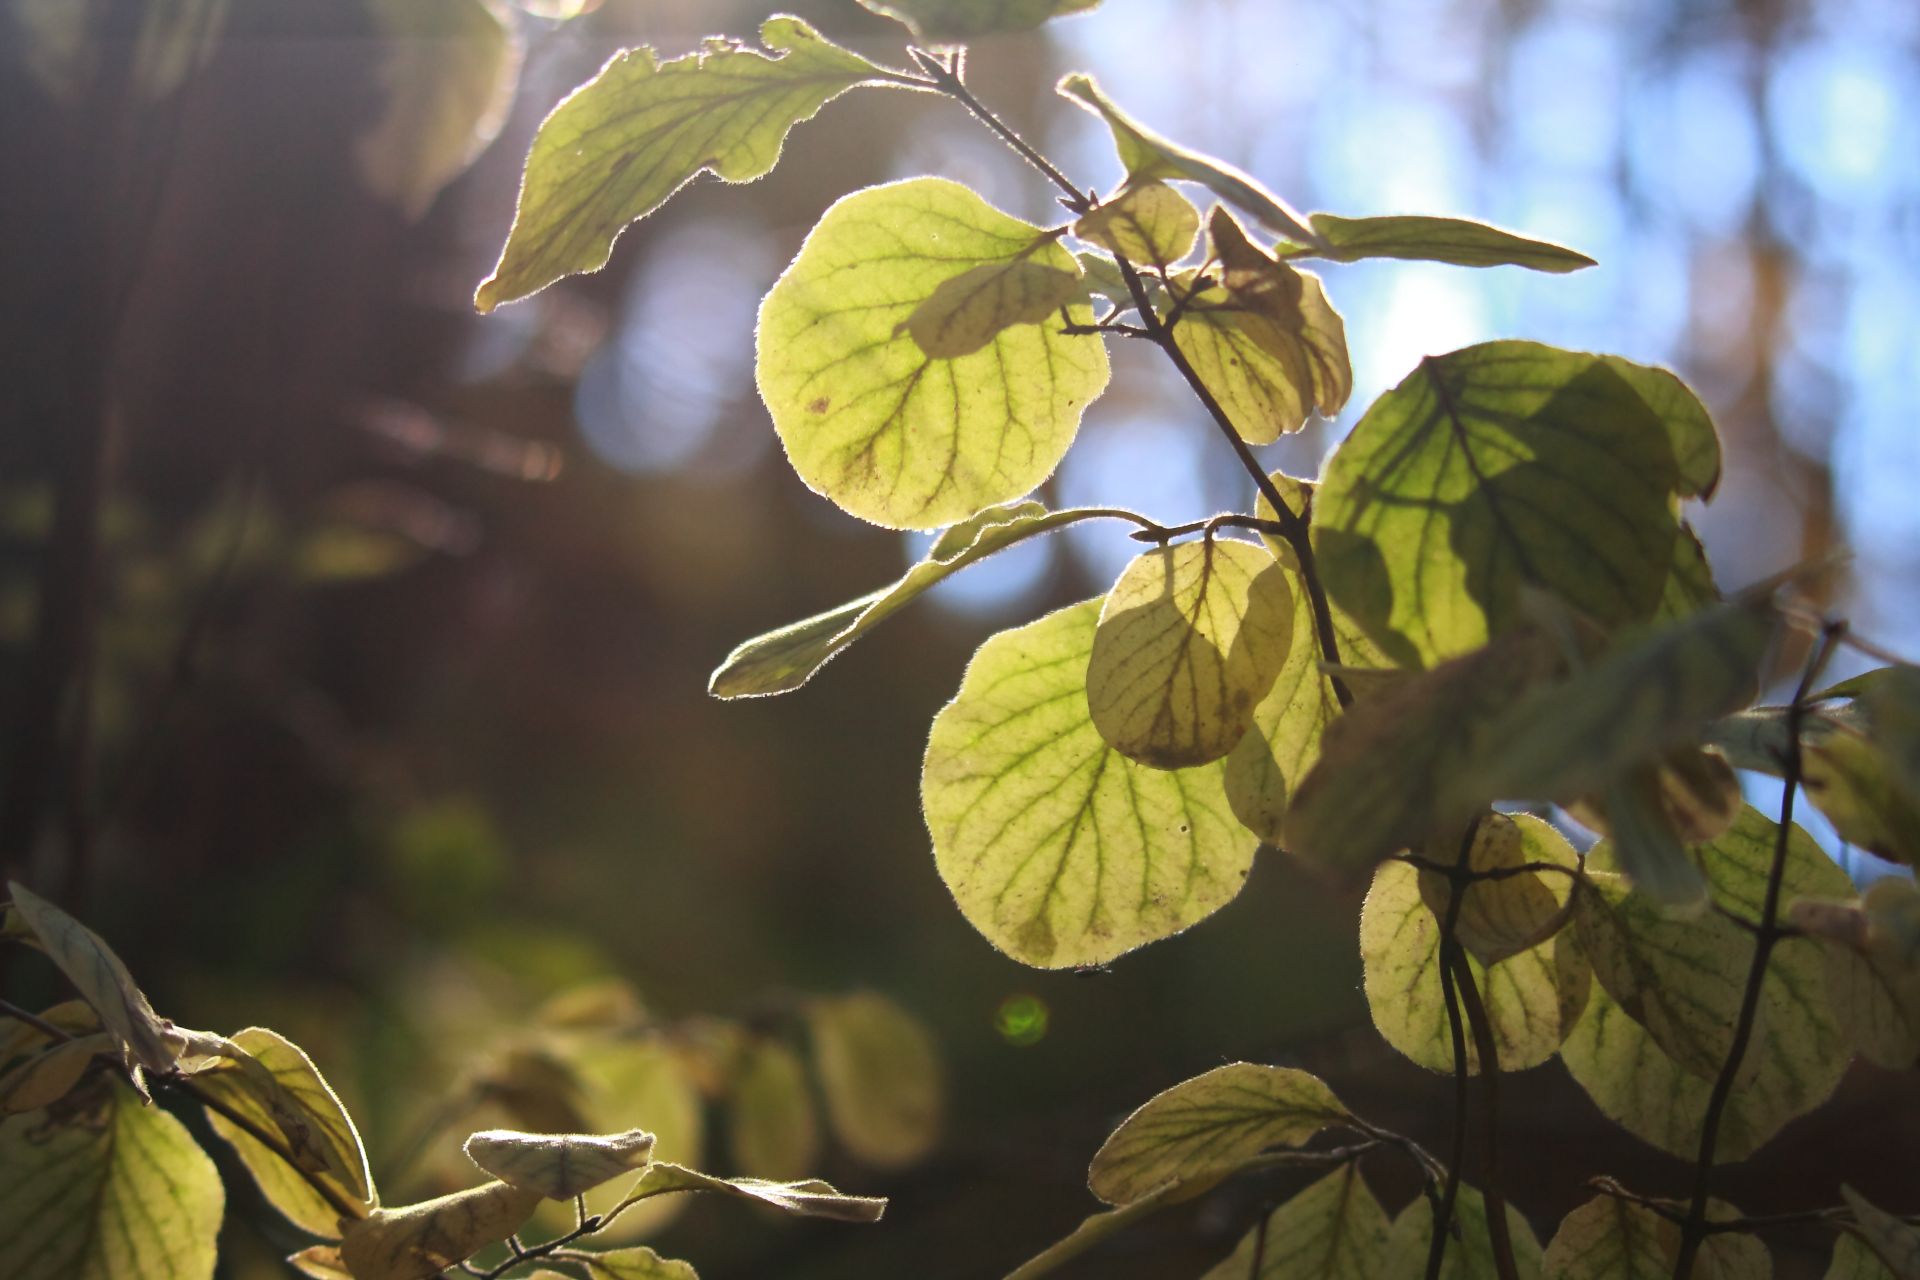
[1427,818,1482,1280]
[1671,620,1845,1278]
[1451,951,1519,1280]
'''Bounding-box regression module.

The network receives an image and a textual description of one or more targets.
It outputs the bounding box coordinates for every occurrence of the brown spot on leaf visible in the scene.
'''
[807,396,830,414]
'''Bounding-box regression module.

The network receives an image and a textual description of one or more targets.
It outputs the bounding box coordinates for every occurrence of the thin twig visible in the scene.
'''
[0,997,76,1043]
[1671,620,1845,1278]
[908,49,1092,213]
[1451,951,1519,1280]
[1127,513,1291,544]
[1426,819,1482,1280]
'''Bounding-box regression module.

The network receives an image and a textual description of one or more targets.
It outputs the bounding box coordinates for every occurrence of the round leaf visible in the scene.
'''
[728,1037,821,1180]
[1541,1195,1769,1280]
[807,992,941,1170]
[1416,813,1579,966]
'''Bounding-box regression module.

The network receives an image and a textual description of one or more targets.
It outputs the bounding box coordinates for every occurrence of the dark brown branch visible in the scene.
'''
[1451,951,1519,1280]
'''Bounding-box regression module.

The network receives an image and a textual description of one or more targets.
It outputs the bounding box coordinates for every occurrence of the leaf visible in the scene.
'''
[1541,1196,1769,1279]
[1060,74,1318,244]
[855,0,1101,41]
[463,1127,656,1199]
[1559,806,1853,1160]
[341,1180,544,1280]
[357,0,522,219]
[807,991,941,1170]
[287,1244,353,1279]
[1284,626,1566,877]
[1791,877,1920,1069]
[14,0,227,103]
[1304,212,1595,273]
[1087,1062,1348,1206]
[476,17,894,311]
[727,1037,820,1180]
[710,504,1124,698]
[1361,855,1590,1073]
[0,1077,224,1280]
[1569,749,1742,907]
[1312,342,1714,667]
[1164,209,1352,444]
[1074,181,1200,268]
[903,258,1085,359]
[1005,1179,1183,1280]
[561,1036,705,1242]
[1416,813,1580,965]
[1087,538,1294,768]
[0,1033,114,1115]
[1842,1186,1920,1280]
[1198,1163,1389,1279]
[609,1160,885,1223]
[583,1247,701,1280]
[6,882,186,1075]
[198,1026,375,1236]
[1852,666,1920,798]
[922,600,1255,967]
[757,177,1110,529]
[0,1000,99,1069]
[1383,1183,1544,1279]
[1828,1231,1902,1280]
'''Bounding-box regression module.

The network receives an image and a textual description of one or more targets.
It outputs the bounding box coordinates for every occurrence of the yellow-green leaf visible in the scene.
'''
[1088,538,1294,768]
[1360,855,1589,1073]
[0,1077,224,1280]
[856,0,1100,40]
[199,1027,374,1237]
[1060,74,1318,244]
[903,259,1084,359]
[476,17,893,311]
[1827,1230,1902,1280]
[609,1160,885,1223]
[341,1180,544,1280]
[923,600,1254,967]
[728,1037,820,1180]
[1074,181,1200,268]
[6,882,186,1075]
[757,177,1110,529]
[710,503,1128,698]
[1087,1062,1349,1207]
[1383,1183,1544,1279]
[1842,1186,1920,1280]
[1791,877,1920,1069]
[1417,813,1579,966]
[584,1247,701,1280]
[1005,1179,1183,1280]
[1560,806,1853,1160]
[1313,342,1712,667]
[1305,212,1595,273]
[357,0,521,219]
[1199,1162,1389,1279]
[560,1036,704,1242]
[0,1033,114,1115]
[463,1127,656,1199]
[807,991,941,1170]
[1541,1196,1769,1279]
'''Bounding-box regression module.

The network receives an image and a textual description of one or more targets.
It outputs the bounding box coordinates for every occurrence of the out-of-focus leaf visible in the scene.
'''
[1087,1062,1349,1207]
[923,600,1253,967]
[1074,181,1200,267]
[341,1180,543,1280]
[1304,212,1595,273]
[1198,1163,1389,1279]
[14,0,228,103]
[0,1077,224,1280]
[807,992,941,1170]
[1827,1230,1902,1280]
[463,1127,655,1199]
[728,1038,819,1180]
[855,0,1100,40]
[477,17,895,310]
[757,177,1109,529]
[582,1247,700,1279]
[1842,1186,1920,1280]
[287,1243,352,1279]
[561,1037,704,1242]
[609,1161,885,1223]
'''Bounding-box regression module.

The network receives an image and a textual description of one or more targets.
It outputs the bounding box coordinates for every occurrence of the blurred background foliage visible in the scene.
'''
[0,0,1916,1276]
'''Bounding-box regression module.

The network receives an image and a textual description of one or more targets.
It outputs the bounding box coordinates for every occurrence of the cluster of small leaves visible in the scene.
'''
[472,1,1920,1278]
[0,883,931,1278]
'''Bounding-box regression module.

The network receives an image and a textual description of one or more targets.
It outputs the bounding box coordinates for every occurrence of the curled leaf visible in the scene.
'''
[463,1127,657,1199]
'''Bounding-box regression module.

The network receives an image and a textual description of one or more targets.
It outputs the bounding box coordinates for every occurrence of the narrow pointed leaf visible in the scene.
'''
[464,1127,656,1199]
[341,1181,544,1280]
[1074,181,1200,267]
[758,177,1109,529]
[476,17,896,310]
[1088,1062,1349,1206]
[1087,538,1294,767]
[807,991,942,1170]
[856,0,1100,41]
[1199,1163,1389,1279]
[1305,212,1595,273]
[1059,73,1318,244]
[610,1161,885,1222]
[0,1078,225,1280]
[923,600,1254,968]
[1382,1183,1544,1279]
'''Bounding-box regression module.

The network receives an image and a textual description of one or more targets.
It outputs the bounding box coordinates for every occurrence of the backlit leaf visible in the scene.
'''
[922,600,1254,967]
[0,1033,113,1115]
[1087,1062,1349,1206]
[710,503,1127,698]
[757,177,1110,529]
[1074,181,1200,267]
[1792,877,1920,1069]
[1304,212,1595,273]
[341,1180,544,1280]
[1059,74,1318,244]
[1827,1230,1901,1280]
[855,0,1100,41]
[1382,1183,1544,1279]
[0,1077,224,1280]
[1087,538,1294,768]
[1560,806,1852,1160]
[357,0,521,219]
[561,1036,704,1241]
[728,1037,820,1180]
[1313,342,1713,666]
[1416,812,1579,965]
[1842,1186,1920,1280]
[1198,1163,1389,1280]
[1005,1180,1183,1280]
[1361,854,1589,1073]
[609,1161,885,1223]
[807,991,941,1170]
[476,17,894,310]
[6,882,186,1075]
[463,1127,656,1199]
[583,1247,700,1280]
[903,259,1084,359]
[1541,1196,1769,1279]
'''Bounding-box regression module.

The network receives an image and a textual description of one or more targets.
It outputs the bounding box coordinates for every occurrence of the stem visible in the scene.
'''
[0,997,76,1043]
[1671,621,1844,1278]
[1451,951,1519,1280]
[906,50,1091,213]
[1426,818,1482,1280]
